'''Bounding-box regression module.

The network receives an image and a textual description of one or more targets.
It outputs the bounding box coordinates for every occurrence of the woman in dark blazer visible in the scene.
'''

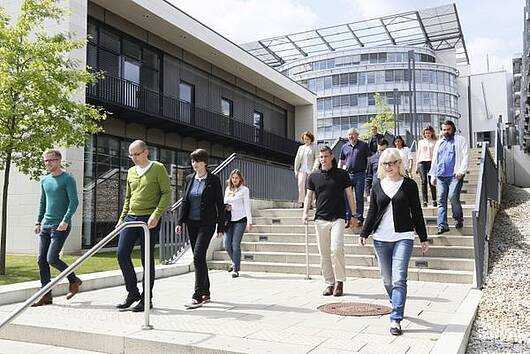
[359,148,429,336]
[175,149,224,309]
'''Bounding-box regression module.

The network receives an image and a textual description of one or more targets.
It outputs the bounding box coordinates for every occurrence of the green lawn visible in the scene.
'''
[0,250,144,286]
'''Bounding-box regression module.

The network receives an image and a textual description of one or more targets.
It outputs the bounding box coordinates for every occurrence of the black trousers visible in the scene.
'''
[186,220,216,300]
[417,161,437,204]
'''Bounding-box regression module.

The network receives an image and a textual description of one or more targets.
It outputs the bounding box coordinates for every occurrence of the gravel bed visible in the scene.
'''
[466,184,530,354]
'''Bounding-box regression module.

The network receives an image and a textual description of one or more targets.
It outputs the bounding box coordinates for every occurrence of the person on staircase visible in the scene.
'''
[365,138,389,196]
[359,148,429,336]
[115,140,171,312]
[338,128,370,227]
[223,169,252,278]
[416,126,438,207]
[176,149,225,309]
[392,136,413,177]
[32,149,82,307]
[428,120,469,234]
[302,146,357,297]
[293,131,319,208]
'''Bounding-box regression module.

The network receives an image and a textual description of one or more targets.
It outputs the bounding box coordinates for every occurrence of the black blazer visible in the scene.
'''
[360,178,428,242]
[177,172,225,233]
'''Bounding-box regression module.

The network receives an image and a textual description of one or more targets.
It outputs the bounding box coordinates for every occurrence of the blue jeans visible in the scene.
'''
[436,176,464,229]
[345,171,365,222]
[224,221,246,272]
[373,239,413,322]
[116,215,159,298]
[37,224,77,288]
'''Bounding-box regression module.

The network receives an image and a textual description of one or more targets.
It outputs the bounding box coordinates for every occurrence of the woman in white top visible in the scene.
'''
[393,136,413,176]
[359,148,429,336]
[223,169,252,278]
[416,126,438,207]
[293,131,319,207]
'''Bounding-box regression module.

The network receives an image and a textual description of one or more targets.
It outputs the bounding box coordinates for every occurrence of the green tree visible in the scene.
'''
[0,0,106,274]
[361,93,395,140]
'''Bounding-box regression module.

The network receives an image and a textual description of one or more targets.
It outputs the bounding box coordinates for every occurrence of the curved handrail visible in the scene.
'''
[0,221,152,331]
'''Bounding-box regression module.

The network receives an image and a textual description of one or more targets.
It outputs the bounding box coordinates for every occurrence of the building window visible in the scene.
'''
[253,111,263,143]
[368,94,375,106]
[221,97,233,117]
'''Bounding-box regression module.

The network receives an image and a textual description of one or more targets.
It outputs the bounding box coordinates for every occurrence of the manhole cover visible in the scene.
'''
[317,302,391,316]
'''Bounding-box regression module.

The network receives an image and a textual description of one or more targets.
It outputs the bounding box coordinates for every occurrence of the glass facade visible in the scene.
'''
[281,47,460,143]
[82,134,222,248]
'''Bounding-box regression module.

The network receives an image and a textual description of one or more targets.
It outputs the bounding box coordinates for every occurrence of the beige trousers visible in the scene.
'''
[314,219,346,286]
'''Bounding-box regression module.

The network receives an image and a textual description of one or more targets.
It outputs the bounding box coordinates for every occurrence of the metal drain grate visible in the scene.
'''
[317,302,391,316]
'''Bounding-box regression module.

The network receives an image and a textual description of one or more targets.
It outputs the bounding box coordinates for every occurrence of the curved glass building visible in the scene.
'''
[243,4,469,144]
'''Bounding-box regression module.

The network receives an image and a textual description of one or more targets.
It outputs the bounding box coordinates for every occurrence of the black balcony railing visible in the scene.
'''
[87,75,300,156]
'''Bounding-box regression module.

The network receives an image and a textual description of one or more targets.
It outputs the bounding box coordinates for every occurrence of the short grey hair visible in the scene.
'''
[43,149,62,159]
[347,128,359,135]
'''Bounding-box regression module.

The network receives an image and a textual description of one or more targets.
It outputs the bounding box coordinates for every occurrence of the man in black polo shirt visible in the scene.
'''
[339,128,370,226]
[302,146,357,297]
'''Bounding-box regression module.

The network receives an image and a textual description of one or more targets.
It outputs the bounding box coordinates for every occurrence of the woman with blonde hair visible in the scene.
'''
[224,169,252,278]
[294,131,319,208]
[416,126,438,207]
[359,148,429,336]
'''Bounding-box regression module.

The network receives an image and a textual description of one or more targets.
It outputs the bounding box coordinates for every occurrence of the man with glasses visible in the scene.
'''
[338,128,370,227]
[32,149,81,307]
[429,120,469,234]
[116,140,171,312]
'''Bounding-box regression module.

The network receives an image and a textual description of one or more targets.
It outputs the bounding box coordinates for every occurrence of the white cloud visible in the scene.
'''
[167,0,318,43]
[467,36,517,74]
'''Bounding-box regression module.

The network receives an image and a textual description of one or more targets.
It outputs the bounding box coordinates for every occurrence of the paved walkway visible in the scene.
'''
[0,271,473,353]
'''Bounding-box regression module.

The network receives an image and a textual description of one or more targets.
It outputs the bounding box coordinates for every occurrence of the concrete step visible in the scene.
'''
[242,233,474,247]
[208,260,474,284]
[252,216,473,227]
[238,241,474,258]
[254,206,476,218]
[213,251,475,271]
[0,339,104,354]
[250,224,473,235]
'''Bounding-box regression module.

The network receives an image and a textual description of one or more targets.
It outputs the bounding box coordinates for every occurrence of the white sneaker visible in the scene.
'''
[231,271,239,278]
[390,320,402,335]
[184,298,203,309]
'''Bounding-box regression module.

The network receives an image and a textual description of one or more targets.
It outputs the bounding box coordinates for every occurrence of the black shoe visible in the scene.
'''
[116,293,141,309]
[423,202,428,207]
[437,227,450,235]
[455,221,464,229]
[131,299,153,312]
[432,201,438,207]
[227,266,233,273]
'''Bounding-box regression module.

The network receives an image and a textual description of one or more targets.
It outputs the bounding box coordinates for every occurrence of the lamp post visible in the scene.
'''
[393,88,398,136]
[408,50,417,145]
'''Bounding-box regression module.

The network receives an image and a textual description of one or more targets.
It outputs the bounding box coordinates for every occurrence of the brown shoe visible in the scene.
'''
[322,285,334,296]
[66,278,82,300]
[31,292,52,307]
[333,281,343,297]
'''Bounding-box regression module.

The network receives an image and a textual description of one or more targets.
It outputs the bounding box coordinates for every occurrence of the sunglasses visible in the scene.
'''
[382,160,399,167]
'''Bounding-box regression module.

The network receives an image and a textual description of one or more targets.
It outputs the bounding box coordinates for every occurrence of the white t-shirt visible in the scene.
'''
[372,178,415,242]
[135,161,153,176]
[224,185,252,225]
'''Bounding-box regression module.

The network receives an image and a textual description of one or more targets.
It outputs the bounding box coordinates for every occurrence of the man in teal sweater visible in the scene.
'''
[32,149,82,307]
[116,140,171,312]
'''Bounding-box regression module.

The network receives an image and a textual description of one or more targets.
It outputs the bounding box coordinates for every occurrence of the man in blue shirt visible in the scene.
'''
[428,120,469,234]
[339,128,370,226]
[365,139,389,196]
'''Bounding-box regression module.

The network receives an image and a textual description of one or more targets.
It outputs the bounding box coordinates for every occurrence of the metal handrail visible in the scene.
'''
[0,221,153,331]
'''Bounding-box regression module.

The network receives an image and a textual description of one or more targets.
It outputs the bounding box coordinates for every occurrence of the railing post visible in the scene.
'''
[304,223,311,280]
[142,223,153,330]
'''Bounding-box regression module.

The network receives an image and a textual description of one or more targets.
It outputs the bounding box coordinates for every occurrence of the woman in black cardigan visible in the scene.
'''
[176,149,225,309]
[359,148,429,336]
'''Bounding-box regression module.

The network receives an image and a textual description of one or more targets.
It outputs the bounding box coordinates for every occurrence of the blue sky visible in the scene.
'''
[169,0,524,73]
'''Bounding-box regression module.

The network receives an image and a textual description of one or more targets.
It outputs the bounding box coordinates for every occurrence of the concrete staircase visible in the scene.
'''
[209,149,482,284]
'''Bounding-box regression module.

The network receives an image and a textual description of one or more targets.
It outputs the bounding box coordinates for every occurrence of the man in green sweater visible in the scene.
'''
[32,149,82,307]
[116,140,171,312]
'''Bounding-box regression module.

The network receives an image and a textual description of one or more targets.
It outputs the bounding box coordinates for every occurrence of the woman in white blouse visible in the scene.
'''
[416,126,437,207]
[293,131,319,208]
[393,136,413,177]
[224,169,252,278]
